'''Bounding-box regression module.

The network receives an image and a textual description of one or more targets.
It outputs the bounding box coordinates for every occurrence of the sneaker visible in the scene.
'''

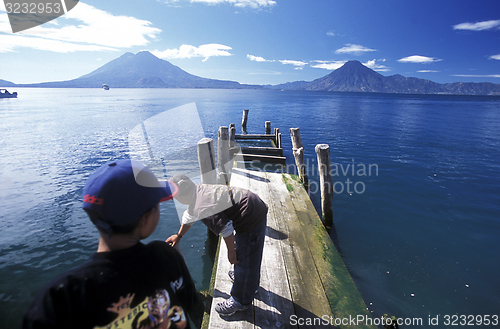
[228,271,259,295]
[215,296,249,317]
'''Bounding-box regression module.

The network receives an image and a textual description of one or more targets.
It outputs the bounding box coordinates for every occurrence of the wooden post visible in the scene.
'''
[290,128,308,188]
[315,144,333,229]
[265,121,271,135]
[274,127,279,147]
[197,138,216,184]
[217,126,230,184]
[198,138,219,243]
[241,109,249,133]
[276,128,283,156]
[229,124,236,148]
[229,125,237,172]
[290,127,302,150]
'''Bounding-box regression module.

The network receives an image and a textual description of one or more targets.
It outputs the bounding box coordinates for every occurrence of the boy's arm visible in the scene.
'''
[223,233,239,264]
[166,223,191,247]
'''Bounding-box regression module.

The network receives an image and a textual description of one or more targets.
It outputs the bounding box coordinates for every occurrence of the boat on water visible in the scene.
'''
[102,84,109,90]
[0,89,17,98]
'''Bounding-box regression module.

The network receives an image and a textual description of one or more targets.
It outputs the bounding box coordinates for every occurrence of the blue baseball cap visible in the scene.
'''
[82,159,178,229]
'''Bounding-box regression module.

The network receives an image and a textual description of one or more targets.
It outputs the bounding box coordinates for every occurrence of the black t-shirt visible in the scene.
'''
[23,241,195,329]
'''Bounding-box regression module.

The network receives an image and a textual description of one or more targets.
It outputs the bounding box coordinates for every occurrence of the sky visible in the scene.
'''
[1,0,500,85]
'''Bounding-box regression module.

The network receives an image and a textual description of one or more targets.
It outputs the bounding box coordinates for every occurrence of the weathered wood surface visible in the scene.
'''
[197,138,217,184]
[240,147,283,157]
[217,127,230,185]
[289,128,308,187]
[233,153,286,165]
[315,144,333,229]
[242,109,250,128]
[283,176,375,329]
[235,134,277,141]
[206,169,375,329]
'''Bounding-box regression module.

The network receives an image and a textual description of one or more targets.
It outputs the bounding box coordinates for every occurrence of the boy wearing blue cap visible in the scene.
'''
[23,159,196,329]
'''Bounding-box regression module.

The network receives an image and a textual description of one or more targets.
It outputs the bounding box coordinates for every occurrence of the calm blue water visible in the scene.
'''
[1,88,499,327]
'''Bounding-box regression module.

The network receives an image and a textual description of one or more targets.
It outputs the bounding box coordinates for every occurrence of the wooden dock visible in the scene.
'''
[231,130,286,166]
[204,168,375,329]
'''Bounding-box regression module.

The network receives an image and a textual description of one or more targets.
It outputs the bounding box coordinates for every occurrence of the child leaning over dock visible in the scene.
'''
[166,174,268,317]
[23,159,196,329]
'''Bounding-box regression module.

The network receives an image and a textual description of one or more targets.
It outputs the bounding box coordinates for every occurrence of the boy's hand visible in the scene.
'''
[166,234,181,247]
[166,225,190,247]
[227,248,239,264]
[223,233,239,264]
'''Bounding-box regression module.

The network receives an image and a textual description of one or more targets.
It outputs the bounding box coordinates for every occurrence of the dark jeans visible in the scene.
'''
[231,216,267,305]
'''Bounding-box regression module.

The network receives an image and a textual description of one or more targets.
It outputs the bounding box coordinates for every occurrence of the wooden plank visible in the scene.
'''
[234,153,286,165]
[208,179,255,329]
[208,168,374,329]
[240,147,283,157]
[206,117,373,328]
[201,238,221,329]
[235,134,276,141]
[266,173,337,328]
[244,171,297,329]
[208,239,255,328]
[285,176,376,329]
[230,169,296,328]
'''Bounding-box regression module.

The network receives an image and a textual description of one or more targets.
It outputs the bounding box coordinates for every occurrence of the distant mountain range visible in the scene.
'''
[0,79,16,87]
[7,51,261,89]
[2,52,500,95]
[271,60,500,96]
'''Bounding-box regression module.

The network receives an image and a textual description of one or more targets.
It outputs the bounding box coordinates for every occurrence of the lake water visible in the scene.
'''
[1,88,499,327]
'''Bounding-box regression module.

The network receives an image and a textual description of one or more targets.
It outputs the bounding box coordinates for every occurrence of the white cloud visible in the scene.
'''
[163,0,182,6]
[152,44,233,61]
[248,55,309,69]
[335,44,376,55]
[0,34,115,53]
[0,3,160,53]
[490,54,500,60]
[169,0,276,8]
[363,59,389,72]
[310,60,346,70]
[312,59,389,72]
[326,31,336,37]
[453,20,500,31]
[1,3,14,33]
[247,54,274,62]
[279,59,308,69]
[418,70,439,73]
[398,55,442,64]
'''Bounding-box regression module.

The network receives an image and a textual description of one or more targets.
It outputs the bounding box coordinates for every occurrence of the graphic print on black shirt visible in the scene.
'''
[93,285,187,329]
